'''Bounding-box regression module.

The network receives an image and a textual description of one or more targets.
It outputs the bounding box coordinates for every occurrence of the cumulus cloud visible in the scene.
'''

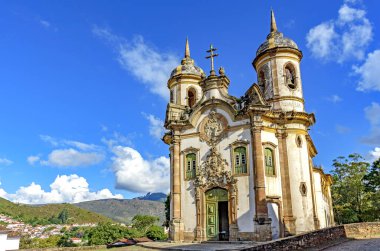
[306,3,372,63]
[93,27,178,100]
[34,135,105,168]
[111,146,169,193]
[353,50,380,92]
[362,102,380,145]
[0,158,13,166]
[143,113,166,140]
[40,149,104,168]
[0,174,123,204]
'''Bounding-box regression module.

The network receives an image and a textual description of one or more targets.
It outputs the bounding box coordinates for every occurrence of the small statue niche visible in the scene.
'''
[285,65,296,89]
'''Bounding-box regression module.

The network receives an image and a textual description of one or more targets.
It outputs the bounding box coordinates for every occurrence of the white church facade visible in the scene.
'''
[163,11,334,242]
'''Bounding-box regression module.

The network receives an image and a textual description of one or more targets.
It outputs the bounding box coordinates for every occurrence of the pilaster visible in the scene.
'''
[170,132,184,242]
[276,131,296,236]
[250,114,272,241]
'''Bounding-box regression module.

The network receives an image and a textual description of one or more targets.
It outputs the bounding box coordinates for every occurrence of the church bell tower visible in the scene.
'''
[253,11,304,112]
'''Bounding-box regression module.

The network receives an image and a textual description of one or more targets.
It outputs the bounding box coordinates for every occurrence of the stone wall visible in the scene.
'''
[22,245,106,251]
[344,222,380,239]
[242,222,380,251]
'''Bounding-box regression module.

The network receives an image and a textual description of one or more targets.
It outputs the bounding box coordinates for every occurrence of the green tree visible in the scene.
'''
[363,158,380,220]
[87,222,142,245]
[58,209,69,224]
[331,153,374,224]
[164,193,170,227]
[132,215,159,233]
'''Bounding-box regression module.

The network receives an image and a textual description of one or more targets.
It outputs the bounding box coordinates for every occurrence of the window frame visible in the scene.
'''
[182,147,199,181]
[230,140,250,176]
[262,142,277,177]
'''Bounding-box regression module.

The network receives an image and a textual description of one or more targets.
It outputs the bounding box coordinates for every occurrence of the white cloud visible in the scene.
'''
[369,147,380,162]
[0,174,123,204]
[306,22,337,60]
[0,158,13,166]
[111,146,169,193]
[326,94,342,103]
[36,135,104,167]
[306,3,372,63]
[93,27,178,100]
[354,50,380,92]
[362,102,380,145]
[143,113,166,140]
[40,148,104,168]
[27,155,40,165]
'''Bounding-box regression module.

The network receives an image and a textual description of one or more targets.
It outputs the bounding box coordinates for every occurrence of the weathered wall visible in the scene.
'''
[242,222,380,251]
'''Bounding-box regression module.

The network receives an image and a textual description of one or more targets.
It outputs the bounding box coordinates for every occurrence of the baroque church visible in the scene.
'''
[163,11,334,242]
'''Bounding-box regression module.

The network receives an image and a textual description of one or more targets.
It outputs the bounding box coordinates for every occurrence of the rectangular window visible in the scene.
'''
[185,153,196,179]
[265,148,275,176]
[234,146,248,175]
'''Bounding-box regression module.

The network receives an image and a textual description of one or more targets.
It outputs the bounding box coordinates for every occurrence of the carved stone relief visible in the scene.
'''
[199,109,228,146]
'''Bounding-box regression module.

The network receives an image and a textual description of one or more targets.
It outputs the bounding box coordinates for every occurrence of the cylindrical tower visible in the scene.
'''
[253,11,304,112]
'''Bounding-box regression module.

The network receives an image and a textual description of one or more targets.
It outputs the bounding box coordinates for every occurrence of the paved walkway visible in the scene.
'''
[137,241,258,251]
[323,238,380,251]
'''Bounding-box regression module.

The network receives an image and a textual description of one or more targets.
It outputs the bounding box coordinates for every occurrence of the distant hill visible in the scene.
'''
[135,192,167,202]
[75,198,165,225]
[0,197,112,225]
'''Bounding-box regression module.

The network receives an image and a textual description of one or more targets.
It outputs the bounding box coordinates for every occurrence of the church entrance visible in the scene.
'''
[205,188,229,241]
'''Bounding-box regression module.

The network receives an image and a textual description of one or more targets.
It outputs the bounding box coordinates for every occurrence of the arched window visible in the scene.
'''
[170,90,174,103]
[187,88,196,108]
[284,64,296,89]
[258,70,266,92]
[234,146,247,174]
[264,148,275,176]
[185,153,196,179]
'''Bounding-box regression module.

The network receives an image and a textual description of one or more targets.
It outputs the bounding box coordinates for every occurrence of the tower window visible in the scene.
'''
[284,64,297,89]
[170,90,174,103]
[264,148,275,176]
[258,70,266,93]
[188,88,196,108]
[185,153,196,179]
[234,146,247,174]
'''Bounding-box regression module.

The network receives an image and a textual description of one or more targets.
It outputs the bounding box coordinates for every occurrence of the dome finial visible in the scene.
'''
[270,9,278,33]
[185,37,190,58]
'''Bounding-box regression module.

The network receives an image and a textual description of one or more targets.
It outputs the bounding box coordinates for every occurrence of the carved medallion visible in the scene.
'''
[199,109,228,146]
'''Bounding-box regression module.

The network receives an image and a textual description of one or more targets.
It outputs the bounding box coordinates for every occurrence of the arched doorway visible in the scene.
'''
[205,188,229,240]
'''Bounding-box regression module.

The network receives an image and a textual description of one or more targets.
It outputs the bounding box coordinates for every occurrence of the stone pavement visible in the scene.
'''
[322,238,380,251]
[137,241,259,251]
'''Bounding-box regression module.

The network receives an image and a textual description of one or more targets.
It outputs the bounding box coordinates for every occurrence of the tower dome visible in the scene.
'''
[256,10,299,57]
[170,38,204,77]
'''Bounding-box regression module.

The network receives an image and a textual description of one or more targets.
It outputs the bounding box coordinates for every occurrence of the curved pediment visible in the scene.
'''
[189,98,237,126]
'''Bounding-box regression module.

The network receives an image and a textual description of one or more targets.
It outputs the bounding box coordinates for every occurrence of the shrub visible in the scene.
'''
[146,225,167,241]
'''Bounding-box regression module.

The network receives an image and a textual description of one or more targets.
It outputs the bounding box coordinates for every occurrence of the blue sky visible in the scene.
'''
[0,0,379,204]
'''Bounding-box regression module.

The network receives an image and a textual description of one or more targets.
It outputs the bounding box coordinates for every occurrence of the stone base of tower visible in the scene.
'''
[253,217,272,241]
[169,219,184,242]
[314,217,321,230]
[283,216,297,236]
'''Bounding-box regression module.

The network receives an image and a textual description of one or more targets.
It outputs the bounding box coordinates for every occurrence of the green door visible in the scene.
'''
[205,188,228,240]
[206,202,217,239]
